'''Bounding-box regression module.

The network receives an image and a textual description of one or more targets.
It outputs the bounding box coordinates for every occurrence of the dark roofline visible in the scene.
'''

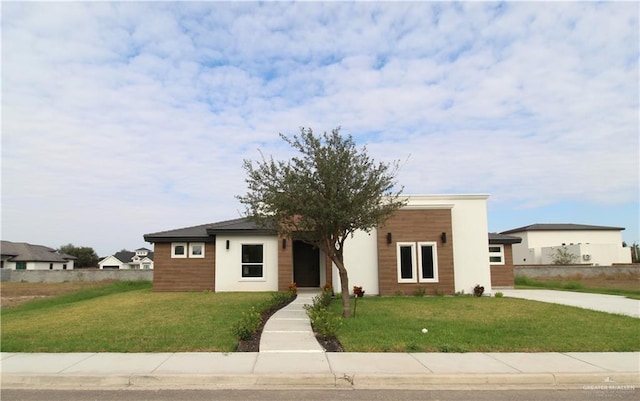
[501,223,625,235]
[143,217,276,243]
[488,233,522,244]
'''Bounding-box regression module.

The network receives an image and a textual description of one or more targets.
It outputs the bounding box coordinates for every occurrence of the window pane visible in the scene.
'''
[489,246,501,253]
[421,245,435,279]
[400,246,413,279]
[490,256,502,263]
[174,245,185,255]
[191,245,202,255]
[242,245,263,263]
[242,264,263,277]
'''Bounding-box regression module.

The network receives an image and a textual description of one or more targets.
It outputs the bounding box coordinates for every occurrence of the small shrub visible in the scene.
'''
[232,307,261,340]
[494,291,504,298]
[413,287,426,297]
[473,285,485,297]
[353,286,365,298]
[322,283,333,294]
[454,289,468,297]
[434,287,444,297]
[306,307,342,338]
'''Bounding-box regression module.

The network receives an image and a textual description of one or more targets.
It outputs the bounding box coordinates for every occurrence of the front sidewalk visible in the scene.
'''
[2,351,639,389]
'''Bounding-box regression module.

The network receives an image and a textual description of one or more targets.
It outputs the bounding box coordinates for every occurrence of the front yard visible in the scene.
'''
[2,281,638,353]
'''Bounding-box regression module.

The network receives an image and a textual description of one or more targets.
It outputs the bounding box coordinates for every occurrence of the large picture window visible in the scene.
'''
[397,242,439,283]
[241,244,264,278]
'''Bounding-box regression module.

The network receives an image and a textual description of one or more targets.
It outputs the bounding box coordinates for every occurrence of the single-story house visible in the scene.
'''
[98,248,154,270]
[144,195,512,295]
[501,223,631,266]
[0,240,76,270]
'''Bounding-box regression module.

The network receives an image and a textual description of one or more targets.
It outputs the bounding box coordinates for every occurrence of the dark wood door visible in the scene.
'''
[293,241,320,287]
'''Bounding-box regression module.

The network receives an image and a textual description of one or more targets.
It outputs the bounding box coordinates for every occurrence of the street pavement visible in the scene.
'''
[1,289,639,390]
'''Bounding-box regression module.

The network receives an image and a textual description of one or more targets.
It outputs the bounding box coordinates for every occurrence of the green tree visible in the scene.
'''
[551,246,578,265]
[238,127,406,318]
[58,244,99,268]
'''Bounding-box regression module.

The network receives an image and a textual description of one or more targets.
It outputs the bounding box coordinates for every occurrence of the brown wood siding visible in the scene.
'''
[278,236,293,291]
[490,244,514,287]
[377,209,455,296]
[152,242,216,291]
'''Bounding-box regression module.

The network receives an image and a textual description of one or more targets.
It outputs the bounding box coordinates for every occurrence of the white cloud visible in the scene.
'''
[2,1,638,254]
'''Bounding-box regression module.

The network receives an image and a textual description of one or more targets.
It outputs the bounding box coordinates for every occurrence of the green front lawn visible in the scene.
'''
[331,297,640,352]
[1,282,275,352]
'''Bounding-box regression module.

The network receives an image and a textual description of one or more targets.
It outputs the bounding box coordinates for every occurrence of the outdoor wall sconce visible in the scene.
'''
[386,232,392,244]
[441,232,447,244]
[226,240,230,250]
[282,239,287,249]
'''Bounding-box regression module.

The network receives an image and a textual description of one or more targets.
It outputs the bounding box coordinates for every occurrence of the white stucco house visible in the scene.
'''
[98,248,154,270]
[501,224,631,266]
[1,240,76,270]
[144,194,497,295]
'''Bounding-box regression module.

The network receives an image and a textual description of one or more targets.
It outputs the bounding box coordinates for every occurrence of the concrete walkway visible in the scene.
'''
[500,289,640,318]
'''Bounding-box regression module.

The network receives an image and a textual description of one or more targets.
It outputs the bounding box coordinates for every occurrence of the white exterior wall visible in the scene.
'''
[214,235,279,292]
[401,195,492,295]
[335,228,379,295]
[541,243,631,266]
[2,261,74,270]
[512,230,628,265]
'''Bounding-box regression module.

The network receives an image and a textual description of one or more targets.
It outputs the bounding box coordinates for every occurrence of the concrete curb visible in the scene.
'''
[3,372,638,390]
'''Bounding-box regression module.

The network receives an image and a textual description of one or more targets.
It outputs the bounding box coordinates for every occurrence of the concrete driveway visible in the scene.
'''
[499,289,640,318]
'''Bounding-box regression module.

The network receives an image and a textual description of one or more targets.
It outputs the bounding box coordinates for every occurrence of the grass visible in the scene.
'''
[1,281,277,352]
[330,297,640,352]
[515,276,640,300]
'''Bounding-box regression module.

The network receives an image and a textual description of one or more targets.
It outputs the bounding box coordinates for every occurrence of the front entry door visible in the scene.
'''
[293,241,320,287]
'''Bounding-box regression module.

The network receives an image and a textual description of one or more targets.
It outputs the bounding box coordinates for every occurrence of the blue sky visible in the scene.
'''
[2,2,638,257]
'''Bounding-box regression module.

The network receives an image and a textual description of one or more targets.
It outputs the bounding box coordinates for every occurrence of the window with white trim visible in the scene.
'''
[189,243,205,258]
[397,242,439,283]
[489,245,504,265]
[418,242,439,282]
[241,244,264,278]
[397,243,417,282]
[172,243,187,258]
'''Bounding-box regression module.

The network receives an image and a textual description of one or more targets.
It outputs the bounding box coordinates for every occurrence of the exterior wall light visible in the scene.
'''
[441,232,447,244]
[282,239,287,249]
[387,232,392,244]
[226,240,230,250]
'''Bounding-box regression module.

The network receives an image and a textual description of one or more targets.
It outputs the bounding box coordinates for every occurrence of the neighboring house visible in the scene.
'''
[99,248,154,270]
[501,224,631,266]
[488,233,522,287]
[0,240,76,270]
[144,194,499,295]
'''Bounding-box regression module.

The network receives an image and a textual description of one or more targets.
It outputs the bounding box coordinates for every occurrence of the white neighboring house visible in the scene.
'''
[1,240,76,270]
[99,248,154,270]
[501,224,631,266]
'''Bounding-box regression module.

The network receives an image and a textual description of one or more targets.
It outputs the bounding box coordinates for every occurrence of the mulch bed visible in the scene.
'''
[235,294,344,352]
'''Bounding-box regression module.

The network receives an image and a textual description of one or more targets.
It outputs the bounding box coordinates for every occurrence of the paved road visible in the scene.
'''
[499,289,640,318]
[2,389,639,401]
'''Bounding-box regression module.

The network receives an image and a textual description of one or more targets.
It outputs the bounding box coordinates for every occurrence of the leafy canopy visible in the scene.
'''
[238,127,405,252]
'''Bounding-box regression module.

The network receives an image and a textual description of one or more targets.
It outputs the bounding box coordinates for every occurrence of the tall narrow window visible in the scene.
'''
[241,244,264,278]
[397,243,416,282]
[418,242,438,282]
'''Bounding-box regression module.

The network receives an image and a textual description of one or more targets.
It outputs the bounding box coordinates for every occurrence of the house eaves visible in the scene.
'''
[488,233,522,244]
[501,223,625,235]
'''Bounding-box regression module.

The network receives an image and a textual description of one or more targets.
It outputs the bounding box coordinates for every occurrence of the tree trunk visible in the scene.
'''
[333,256,351,318]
